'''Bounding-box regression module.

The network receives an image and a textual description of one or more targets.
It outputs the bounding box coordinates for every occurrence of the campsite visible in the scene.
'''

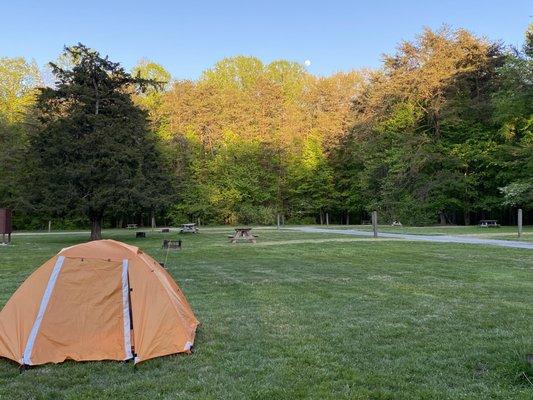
[1,1,532,399]
[0,227,532,399]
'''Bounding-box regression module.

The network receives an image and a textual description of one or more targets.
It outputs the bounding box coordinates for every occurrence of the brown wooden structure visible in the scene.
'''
[228,228,258,244]
[0,208,12,244]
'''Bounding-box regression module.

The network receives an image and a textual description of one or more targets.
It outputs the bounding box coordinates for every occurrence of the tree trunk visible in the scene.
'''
[439,212,447,225]
[464,210,470,226]
[90,215,103,241]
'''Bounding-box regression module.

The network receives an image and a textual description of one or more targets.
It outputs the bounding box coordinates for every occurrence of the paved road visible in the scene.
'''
[11,231,90,236]
[292,227,533,250]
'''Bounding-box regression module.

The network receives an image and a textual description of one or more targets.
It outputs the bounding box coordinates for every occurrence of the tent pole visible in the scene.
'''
[126,270,136,361]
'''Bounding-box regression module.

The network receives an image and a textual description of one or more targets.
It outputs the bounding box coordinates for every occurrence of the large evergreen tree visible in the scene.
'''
[26,44,172,240]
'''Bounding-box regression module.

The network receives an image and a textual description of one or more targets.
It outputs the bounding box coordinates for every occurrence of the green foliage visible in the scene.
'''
[0,119,26,209]
[0,57,41,123]
[201,56,265,90]
[131,59,173,138]
[160,27,532,226]
[2,25,532,229]
[132,59,171,88]
[24,44,173,239]
[338,26,532,225]
[524,23,533,57]
[0,57,41,210]
[288,133,335,218]
[500,181,533,208]
[169,129,280,225]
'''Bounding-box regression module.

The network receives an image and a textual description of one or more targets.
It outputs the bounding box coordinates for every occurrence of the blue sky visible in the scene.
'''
[1,0,531,79]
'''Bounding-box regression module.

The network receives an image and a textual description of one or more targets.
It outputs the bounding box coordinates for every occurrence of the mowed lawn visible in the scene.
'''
[0,228,532,399]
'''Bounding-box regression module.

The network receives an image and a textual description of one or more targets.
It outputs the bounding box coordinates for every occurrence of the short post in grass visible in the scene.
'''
[372,211,378,238]
[518,208,522,238]
[0,208,12,244]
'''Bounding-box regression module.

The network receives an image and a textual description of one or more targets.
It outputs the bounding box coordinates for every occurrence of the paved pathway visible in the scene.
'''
[291,227,533,250]
[12,231,90,236]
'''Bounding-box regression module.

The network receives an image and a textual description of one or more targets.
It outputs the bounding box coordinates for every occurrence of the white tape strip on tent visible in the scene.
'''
[22,256,65,365]
[121,259,133,360]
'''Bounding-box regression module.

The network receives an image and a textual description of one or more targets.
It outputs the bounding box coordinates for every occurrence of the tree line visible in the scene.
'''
[0,25,531,234]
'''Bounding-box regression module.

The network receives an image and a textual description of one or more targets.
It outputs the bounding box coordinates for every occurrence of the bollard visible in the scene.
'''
[372,211,378,238]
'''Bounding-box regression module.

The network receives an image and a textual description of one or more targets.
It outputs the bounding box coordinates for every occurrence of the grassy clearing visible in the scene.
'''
[0,228,532,399]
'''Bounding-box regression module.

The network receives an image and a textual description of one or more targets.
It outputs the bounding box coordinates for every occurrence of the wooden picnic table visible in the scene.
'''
[180,223,199,233]
[479,219,500,228]
[228,227,258,244]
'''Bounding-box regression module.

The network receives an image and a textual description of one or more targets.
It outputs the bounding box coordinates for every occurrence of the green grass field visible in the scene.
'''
[0,228,532,399]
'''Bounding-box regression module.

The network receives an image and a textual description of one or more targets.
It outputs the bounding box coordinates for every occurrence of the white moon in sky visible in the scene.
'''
[304,60,311,67]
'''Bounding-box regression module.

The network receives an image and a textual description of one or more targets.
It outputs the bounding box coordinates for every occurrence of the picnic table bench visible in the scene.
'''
[479,220,500,228]
[180,223,199,233]
[126,224,138,229]
[228,228,258,243]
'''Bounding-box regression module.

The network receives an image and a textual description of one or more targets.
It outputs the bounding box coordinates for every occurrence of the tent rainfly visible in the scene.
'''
[0,239,198,366]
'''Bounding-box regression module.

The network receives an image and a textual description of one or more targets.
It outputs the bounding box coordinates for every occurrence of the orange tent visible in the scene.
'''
[0,239,198,366]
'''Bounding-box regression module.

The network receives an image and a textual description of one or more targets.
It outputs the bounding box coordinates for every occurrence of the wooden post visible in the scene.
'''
[372,211,378,238]
[48,220,51,233]
[326,212,329,226]
[1,209,13,244]
[277,214,280,230]
[518,208,523,238]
